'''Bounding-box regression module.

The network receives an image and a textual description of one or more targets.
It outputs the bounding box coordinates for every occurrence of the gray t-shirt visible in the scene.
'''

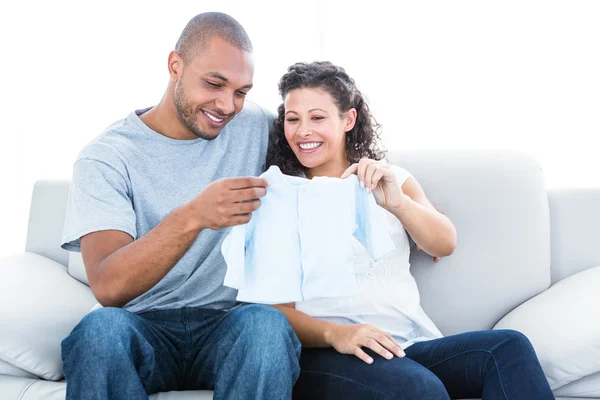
[61,101,271,313]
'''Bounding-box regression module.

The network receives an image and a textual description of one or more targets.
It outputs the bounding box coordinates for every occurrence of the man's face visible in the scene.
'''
[173,37,254,140]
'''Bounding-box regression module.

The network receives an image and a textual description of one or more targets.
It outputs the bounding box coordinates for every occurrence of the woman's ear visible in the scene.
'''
[344,108,358,132]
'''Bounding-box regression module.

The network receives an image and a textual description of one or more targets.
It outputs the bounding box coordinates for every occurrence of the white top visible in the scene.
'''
[221,165,396,303]
[296,166,444,348]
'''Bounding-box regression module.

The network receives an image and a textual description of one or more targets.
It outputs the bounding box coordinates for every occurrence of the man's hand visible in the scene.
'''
[188,177,268,230]
[327,323,405,364]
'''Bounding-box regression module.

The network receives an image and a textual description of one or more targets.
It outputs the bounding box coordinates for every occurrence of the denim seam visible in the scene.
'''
[423,348,509,400]
[182,308,192,360]
[299,370,391,399]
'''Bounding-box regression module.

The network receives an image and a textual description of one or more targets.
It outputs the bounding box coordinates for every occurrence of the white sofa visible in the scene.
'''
[1,150,599,399]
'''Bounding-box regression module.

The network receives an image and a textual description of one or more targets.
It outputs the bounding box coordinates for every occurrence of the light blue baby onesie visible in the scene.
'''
[221,166,395,304]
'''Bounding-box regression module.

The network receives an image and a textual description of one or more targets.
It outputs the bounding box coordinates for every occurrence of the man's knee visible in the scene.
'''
[228,304,301,365]
[62,307,141,360]
[233,305,296,340]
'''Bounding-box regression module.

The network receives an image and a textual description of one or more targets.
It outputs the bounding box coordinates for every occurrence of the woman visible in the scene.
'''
[266,61,553,399]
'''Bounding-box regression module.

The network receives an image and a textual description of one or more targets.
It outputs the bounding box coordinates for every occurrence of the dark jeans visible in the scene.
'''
[294,329,554,399]
[61,304,301,400]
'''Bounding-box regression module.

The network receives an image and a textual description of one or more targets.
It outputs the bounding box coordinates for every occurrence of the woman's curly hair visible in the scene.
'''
[266,61,386,176]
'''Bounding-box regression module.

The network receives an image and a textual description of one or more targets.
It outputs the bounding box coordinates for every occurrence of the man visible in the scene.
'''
[60,12,300,400]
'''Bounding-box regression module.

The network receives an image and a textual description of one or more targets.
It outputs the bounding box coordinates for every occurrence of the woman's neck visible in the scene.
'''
[306,159,351,179]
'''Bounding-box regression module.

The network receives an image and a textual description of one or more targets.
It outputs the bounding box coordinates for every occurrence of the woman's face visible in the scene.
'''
[283,88,354,171]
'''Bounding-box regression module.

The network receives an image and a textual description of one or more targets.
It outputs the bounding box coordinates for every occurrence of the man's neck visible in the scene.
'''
[139,96,197,141]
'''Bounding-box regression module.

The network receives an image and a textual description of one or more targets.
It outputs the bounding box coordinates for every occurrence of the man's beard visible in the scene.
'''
[174,80,217,140]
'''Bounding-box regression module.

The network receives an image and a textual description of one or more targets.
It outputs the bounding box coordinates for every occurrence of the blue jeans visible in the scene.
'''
[293,330,554,399]
[61,304,301,400]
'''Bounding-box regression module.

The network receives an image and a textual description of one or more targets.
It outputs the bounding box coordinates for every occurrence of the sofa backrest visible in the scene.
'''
[390,150,551,334]
[24,151,553,335]
[25,180,71,267]
[548,188,600,284]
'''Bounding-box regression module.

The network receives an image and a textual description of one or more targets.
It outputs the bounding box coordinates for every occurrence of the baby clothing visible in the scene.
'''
[221,165,395,303]
[295,165,443,348]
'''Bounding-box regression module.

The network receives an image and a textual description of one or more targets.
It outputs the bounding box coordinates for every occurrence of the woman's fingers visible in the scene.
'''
[370,166,389,192]
[347,325,407,364]
[363,337,394,360]
[353,346,374,364]
[369,327,405,358]
[342,159,398,198]
[364,163,379,192]
[341,163,359,179]
[378,332,405,358]
[356,159,371,187]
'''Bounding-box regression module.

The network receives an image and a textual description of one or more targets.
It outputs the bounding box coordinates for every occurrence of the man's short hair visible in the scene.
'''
[175,12,253,64]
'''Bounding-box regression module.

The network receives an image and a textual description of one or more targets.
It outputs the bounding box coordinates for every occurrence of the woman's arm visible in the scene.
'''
[272,303,405,363]
[272,303,334,347]
[342,159,457,259]
[392,176,457,258]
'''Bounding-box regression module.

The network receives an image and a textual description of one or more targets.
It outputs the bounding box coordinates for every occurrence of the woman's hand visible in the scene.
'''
[341,158,408,213]
[343,158,445,262]
[327,323,405,364]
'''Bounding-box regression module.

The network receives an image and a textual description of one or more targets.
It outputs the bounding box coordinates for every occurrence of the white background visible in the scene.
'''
[1,0,599,258]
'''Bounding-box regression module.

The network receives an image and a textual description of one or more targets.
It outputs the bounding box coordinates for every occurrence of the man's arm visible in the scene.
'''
[82,177,267,307]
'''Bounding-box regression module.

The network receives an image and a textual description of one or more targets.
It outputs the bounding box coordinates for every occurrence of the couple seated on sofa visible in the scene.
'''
[60,12,553,400]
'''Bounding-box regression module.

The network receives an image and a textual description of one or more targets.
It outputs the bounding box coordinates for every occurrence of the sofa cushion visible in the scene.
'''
[0,359,37,379]
[0,375,589,400]
[0,375,39,400]
[553,371,600,398]
[0,376,215,400]
[494,265,600,390]
[68,251,89,286]
[0,253,97,380]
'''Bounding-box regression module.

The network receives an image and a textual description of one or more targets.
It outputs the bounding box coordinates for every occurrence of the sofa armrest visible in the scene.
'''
[548,187,600,283]
[0,253,97,380]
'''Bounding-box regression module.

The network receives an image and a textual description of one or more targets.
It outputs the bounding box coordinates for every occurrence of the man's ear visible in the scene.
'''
[168,50,184,82]
[344,108,358,132]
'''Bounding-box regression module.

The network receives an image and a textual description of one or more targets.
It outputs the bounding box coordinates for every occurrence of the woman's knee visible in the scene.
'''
[492,329,535,355]
[374,358,449,399]
[404,367,450,400]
